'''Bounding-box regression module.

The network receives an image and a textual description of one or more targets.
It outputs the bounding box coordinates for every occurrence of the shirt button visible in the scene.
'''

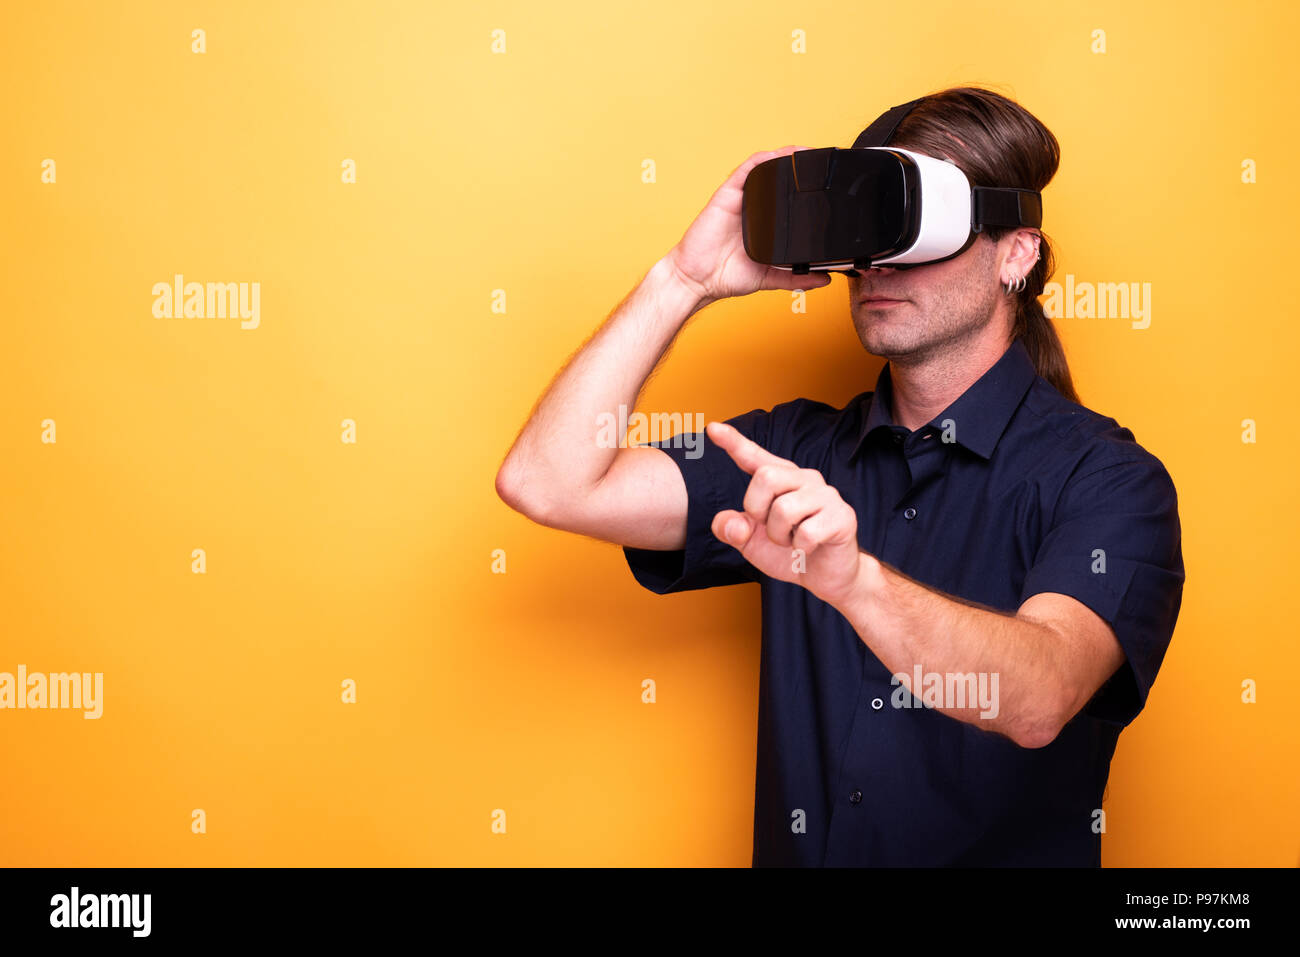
[892,434,903,445]
[871,697,883,710]
[903,507,917,520]
[849,789,863,805]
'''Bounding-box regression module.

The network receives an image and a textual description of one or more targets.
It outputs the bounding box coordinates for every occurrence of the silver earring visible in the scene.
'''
[1004,275,1018,295]
[1015,275,1026,293]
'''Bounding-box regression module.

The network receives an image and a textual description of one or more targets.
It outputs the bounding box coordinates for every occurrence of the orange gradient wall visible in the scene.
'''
[1,0,1296,866]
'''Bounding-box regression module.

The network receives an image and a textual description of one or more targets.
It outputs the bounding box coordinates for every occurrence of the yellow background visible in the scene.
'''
[1,0,1296,866]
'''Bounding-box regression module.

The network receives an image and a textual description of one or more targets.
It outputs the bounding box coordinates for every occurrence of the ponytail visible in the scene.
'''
[1009,231,1079,404]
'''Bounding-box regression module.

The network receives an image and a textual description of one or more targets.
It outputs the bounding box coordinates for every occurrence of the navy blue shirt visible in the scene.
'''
[624,338,1185,866]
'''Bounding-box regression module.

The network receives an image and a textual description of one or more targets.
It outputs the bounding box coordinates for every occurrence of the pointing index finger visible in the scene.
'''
[706,421,794,476]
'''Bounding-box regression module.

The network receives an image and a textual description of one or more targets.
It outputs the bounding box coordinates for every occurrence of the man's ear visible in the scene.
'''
[1000,228,1041,285]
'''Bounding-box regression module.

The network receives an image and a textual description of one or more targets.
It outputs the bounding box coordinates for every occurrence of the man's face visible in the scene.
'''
[848,233,1005,365]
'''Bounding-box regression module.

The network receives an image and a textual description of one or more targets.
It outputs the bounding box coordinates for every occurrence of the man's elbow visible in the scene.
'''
[1010,718,1063,750]
[1005,692,1072,750]
[495,460,560,527]
[496,461,537,518]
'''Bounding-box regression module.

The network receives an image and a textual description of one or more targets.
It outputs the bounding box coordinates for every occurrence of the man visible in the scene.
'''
[495,87,1185,866]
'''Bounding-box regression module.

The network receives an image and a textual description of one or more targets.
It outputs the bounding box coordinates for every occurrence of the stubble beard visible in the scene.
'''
[853,249,1003,368]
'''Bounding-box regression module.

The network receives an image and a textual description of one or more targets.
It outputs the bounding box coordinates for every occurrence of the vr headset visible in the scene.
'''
[741,97,1043,276]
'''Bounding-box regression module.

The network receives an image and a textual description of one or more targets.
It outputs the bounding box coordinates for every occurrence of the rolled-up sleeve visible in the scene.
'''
[623,407,772,594]
[1018,454,1185,727]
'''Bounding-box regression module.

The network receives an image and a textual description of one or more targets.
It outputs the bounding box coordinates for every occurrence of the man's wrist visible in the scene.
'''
[657,252,714,314]
[830,550,885,624]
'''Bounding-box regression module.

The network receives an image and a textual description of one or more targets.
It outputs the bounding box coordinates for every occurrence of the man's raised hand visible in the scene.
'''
[665,147,833,309]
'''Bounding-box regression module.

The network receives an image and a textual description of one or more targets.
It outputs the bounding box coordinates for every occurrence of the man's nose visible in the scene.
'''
[848,265,897,280]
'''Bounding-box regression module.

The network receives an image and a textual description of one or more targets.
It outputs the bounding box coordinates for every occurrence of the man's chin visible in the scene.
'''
[858,327,924,361]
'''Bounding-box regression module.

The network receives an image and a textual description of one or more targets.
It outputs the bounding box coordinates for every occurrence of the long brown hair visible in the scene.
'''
[886,86,1079,403]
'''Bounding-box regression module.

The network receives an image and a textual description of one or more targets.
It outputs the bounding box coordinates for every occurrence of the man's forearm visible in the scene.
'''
[496,255,706,515]
[831,552,1074,748]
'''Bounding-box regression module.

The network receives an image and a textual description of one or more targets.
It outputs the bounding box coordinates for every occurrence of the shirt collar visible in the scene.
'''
[854,338,1039,461]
